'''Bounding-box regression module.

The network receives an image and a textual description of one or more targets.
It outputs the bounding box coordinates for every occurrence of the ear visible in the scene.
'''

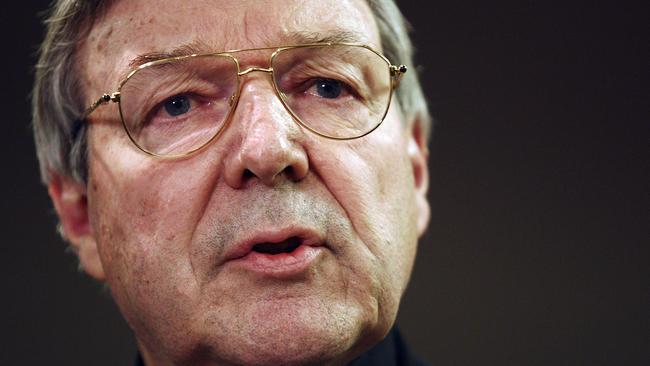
[48,174,105,281]
[407,118,430,237]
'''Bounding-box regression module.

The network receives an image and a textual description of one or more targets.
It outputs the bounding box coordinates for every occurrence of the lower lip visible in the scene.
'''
[228,245,324,277]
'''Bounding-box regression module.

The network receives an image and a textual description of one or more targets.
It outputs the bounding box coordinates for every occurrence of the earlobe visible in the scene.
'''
[407,119,430,237]
[48,174,105,281]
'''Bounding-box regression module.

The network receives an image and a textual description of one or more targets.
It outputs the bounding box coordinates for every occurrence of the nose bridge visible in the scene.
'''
[238,86,289,136]
[235,70,288,131]
[232,49,277,104]
[234,62,282,119]
[227,48,296,142]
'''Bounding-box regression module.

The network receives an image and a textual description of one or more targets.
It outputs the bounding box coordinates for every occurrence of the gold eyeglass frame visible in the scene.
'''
[82,42,408,158]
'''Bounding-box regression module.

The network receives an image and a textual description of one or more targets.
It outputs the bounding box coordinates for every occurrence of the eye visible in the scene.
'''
[163,95,191,116]
[313,78,343,99]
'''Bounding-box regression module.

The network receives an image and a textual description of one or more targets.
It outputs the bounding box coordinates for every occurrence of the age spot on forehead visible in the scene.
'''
[137,17,155,27]
[95,26,114,52]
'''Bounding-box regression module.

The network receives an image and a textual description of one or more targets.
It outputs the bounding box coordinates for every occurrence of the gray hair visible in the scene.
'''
[32,0,430,184]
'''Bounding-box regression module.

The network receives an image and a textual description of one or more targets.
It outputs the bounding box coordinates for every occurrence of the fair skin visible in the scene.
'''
[48,0,430,365]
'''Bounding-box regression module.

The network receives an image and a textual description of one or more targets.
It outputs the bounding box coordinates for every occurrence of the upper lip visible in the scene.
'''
[222,226,325,263]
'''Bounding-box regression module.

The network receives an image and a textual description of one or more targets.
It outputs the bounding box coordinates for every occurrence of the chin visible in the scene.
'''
[188,297,388,366]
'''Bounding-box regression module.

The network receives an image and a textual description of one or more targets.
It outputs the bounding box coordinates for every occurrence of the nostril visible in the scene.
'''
[240,165,301,185]
[284,166,294,178]
[243,169,255,180]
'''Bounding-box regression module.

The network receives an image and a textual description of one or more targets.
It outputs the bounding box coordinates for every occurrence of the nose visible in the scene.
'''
[223,77,309,188]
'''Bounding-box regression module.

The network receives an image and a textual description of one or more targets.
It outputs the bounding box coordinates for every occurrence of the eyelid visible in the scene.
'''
[140,78,223,118]
[278,65,368,100]
[149,78,217,102]
[142,93,209,128]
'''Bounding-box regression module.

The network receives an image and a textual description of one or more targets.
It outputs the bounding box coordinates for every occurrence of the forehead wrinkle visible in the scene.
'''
[242,6,267,48]
[125,28,373,72]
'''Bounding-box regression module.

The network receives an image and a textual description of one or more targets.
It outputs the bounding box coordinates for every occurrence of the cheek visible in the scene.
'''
[322,114,416,242]
[311,113,419,301]
[85,128,221,343]
[87,124,220,245]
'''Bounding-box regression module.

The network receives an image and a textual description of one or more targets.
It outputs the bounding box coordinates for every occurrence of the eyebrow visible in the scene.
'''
[126,30,371,70]
[285,30,370,45]
[128,40,212,69]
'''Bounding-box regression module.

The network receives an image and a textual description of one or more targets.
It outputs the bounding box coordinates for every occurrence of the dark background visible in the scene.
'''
[1,1,647,365]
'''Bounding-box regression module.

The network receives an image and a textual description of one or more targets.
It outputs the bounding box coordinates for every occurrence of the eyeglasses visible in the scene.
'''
[82,43,407,157]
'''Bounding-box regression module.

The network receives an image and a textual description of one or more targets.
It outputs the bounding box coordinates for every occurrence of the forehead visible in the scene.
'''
[79,0,379,90]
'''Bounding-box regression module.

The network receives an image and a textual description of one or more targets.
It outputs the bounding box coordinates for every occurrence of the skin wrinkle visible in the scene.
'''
[186,106,239,246]
[188,153,226,290]
[242,6,259,48]
[323,140,386,257]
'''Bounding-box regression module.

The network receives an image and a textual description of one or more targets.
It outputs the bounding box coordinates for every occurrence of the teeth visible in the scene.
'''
[252,237,301,255]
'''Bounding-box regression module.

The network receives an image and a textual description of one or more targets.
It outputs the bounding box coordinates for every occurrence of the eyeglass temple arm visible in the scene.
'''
[80,92,121,120]
[69,92,119,140]
[390,64,408,88]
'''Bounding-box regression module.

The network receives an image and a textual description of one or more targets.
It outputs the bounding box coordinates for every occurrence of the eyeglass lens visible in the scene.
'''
[118,45,392,156]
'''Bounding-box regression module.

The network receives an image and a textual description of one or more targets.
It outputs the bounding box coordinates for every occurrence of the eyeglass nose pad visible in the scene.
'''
[229,94,237,107]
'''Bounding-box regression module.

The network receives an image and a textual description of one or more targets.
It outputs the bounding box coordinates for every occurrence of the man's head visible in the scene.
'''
[33,0,431,364]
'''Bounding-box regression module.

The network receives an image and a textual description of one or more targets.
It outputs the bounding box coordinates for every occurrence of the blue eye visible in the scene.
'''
[163,95,191,116]
[315,79,342,99]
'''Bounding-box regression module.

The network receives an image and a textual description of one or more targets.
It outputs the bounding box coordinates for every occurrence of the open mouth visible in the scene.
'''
[251,237,302,255]
[225,231,324,276]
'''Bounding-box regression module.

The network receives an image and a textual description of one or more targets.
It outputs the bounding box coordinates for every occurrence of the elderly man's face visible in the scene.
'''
[57,0,429,364]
